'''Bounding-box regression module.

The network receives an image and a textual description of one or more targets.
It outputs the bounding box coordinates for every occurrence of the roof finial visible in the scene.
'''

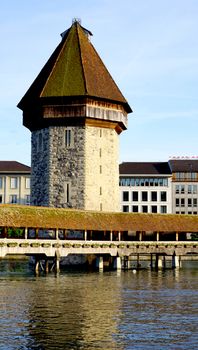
[72,18,81,25]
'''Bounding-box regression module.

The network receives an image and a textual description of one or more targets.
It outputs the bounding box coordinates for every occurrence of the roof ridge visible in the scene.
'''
[76,23,88,95]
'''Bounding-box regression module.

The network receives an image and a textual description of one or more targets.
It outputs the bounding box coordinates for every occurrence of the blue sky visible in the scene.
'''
[0,0,198,166]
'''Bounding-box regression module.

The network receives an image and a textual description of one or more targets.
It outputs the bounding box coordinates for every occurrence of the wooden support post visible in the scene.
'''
[156,232,159,241]
[25,227,28,239]
[35,257,39,274]
[55,228,59,240]
[176,232,179,241]
[150,253,153,268]
[84,230,87,241]
[55,250,60,273]
[138,232,142,241]
[110,231,113,242]
[113,256,121,270]
[96,256,104,270]
[137,253,141,268]
[45,259,49,274]
[118,231,121,241]
[155,254,159,269]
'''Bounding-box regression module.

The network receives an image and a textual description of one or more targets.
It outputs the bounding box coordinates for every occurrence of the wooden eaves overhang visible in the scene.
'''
[0,205,198,233]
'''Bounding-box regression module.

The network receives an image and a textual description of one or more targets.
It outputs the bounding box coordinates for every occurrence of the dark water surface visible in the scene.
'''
[0,261,197,350]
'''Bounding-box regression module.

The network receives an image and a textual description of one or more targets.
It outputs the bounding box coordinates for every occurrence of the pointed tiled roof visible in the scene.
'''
[18,21,131,113]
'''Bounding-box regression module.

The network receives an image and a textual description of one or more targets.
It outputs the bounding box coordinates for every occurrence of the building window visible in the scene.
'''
[160,206,167,214]
[175,185,180,194]
[181,198,185,207]
[123,191,129,202]
[65,128,73,147]
[10,195,17,204]
[10,177,18,189]
[132,205,138,212]
[64,182,70,203]
[151,191,157,201]
[0,195,2,204]
[151,205,157,213]
[160,191,167,201]
[176,198,179,207]
[132,191,138,201]
[25,195,30,205]
[142,191,148,201]
[25,177,30,189]
[188,198,192,207]
[188,185,192,194]
[0,177,2,189]
[193,198,197,207]
[142,205,148,213]
[123,205,129,212]
[193,185,197,194]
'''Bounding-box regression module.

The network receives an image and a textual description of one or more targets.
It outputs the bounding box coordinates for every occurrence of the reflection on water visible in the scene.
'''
[0,261,197,349]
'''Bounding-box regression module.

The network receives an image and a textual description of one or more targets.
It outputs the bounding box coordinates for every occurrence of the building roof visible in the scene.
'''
[169,159,198,172]
[0,161,30,173]
[18,20,131,113]
[119,162,171,175]
[0,205,198,232]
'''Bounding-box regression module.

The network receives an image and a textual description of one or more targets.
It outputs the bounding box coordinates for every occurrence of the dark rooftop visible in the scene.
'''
[169,159,198,172]
[18,21,132,114]
[0,161,31,173]
[119,162,171,175]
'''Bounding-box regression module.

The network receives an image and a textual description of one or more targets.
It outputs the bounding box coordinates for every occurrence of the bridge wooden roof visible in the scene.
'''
[0,205,198,232]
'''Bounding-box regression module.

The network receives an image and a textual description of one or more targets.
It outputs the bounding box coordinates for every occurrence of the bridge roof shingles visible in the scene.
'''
[0,205,198,232]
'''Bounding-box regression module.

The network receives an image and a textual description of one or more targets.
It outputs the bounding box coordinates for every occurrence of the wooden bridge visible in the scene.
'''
[0,205,198,272]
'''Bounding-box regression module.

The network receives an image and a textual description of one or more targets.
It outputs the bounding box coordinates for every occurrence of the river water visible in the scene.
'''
[0,260,197,350]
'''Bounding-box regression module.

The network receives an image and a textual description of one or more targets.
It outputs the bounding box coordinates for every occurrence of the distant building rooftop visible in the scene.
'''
[0,161,31,173]
[119,162,171,175]
[169,159,198,172]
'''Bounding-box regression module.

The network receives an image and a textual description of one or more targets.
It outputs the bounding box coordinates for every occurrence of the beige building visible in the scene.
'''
[0,161,31,205]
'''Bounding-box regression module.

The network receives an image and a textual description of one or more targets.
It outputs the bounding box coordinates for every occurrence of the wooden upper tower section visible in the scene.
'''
[18,20,132,131]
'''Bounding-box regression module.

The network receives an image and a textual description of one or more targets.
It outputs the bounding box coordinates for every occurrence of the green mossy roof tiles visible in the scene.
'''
[0,205,198,232]
[18,21,131,112]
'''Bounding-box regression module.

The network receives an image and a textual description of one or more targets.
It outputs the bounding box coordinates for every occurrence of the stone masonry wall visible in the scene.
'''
[31,129,50,206]
[31,124,120,212]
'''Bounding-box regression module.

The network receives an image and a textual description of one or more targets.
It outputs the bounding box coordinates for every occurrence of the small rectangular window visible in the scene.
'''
[0,177,2,189]
[132,191,138,201]
[193,198,197,207]
[25,195,30,205]
[160,206,167,214]
[123,191,129,202]
[176,198,179,207]
[151,191,157,201]
[188,198,192,207]
[64,182,70,203]
[193,185,197,194]
[151,205,157,213]
[25,177,30,189]
[142,191,148,201]
[132,205,138,212]
[160,191,167,201]
[10,177,18,189]
[181,198,185,207]
[142,205,148,213]
[10,195,17,204]
[123,205,129,212]
[65,129,72,147]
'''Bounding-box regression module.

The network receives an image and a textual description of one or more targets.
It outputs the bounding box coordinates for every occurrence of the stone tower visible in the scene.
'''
[18,20,132,211]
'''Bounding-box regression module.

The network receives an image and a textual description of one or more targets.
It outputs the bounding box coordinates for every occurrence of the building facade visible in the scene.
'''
[169,159,198,215]
[18,20,132,212]
[0,161,31,205]
[119,162,172,214]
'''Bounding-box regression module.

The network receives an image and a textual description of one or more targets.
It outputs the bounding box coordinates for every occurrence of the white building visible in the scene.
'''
[119,162,172,214]
[169,159,198,215]
[0,161,31,205]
